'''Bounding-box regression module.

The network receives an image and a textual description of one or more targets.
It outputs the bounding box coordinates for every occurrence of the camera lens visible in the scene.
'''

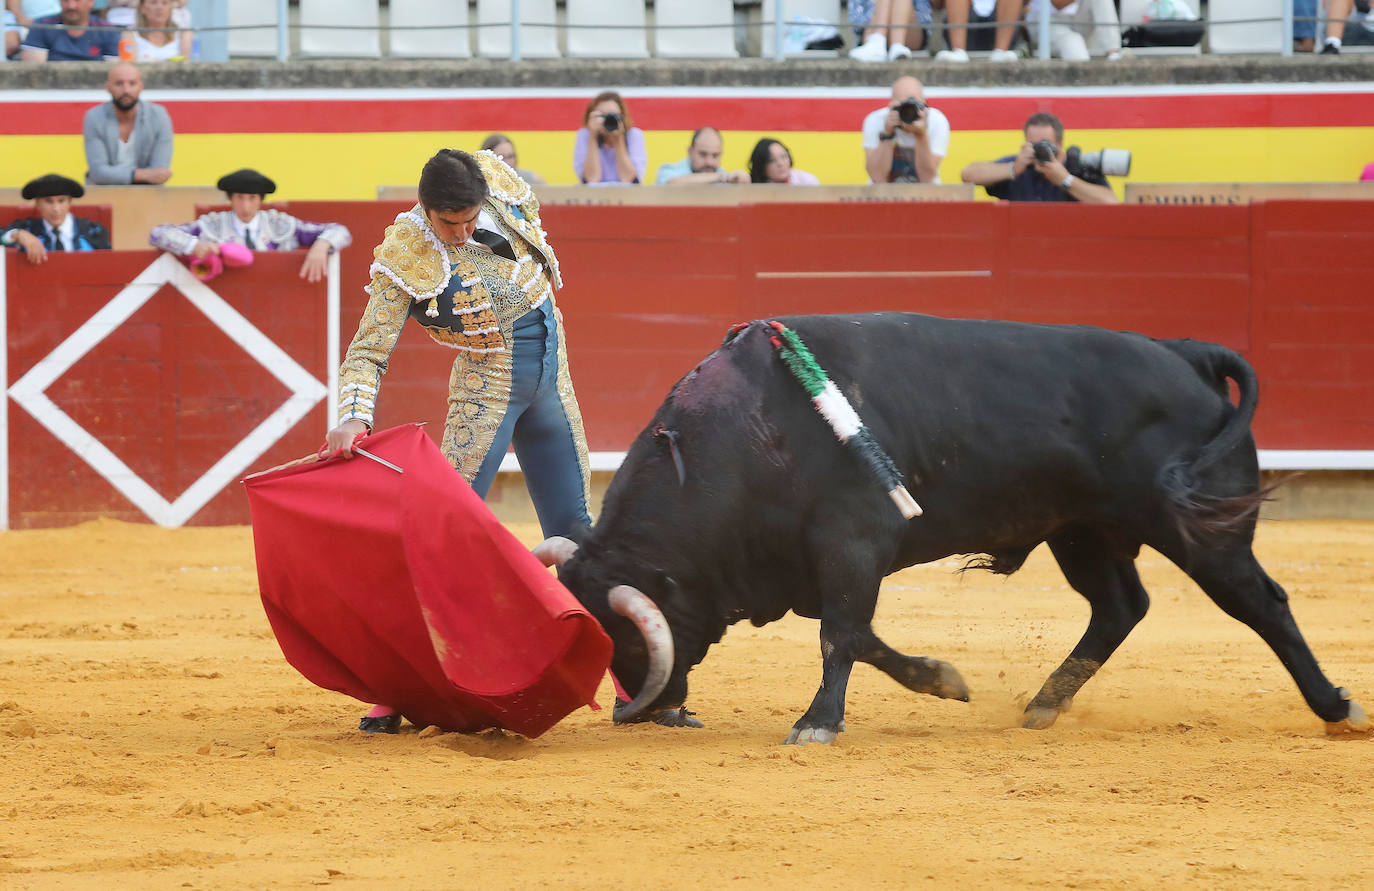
[897,100,924,124]
[603,113,621,132]
[1032,140,1057,163]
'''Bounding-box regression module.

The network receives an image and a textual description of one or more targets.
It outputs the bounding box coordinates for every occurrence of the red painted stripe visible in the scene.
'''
[5,92,1373,135]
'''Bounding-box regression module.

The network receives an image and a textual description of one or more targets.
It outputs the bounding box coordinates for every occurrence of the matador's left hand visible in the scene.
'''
[300,241,331,283]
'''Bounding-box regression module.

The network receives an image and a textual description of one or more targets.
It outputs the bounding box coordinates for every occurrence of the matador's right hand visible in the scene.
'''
[190,240,220,260]
[324,419,370,458]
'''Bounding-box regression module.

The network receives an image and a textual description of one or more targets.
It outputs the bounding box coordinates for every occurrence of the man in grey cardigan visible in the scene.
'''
[83,61,173,186]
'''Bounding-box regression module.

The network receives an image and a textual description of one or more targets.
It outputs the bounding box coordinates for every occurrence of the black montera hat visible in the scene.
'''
[216,169,277,196]
[22,174,85,200]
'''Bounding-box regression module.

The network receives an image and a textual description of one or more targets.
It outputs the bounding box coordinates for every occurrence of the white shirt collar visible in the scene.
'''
[465,209,502,248]
[45,215,76,251]
[232,212,262,245]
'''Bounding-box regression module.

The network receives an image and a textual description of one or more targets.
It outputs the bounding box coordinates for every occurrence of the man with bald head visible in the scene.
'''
[83,61,174,185]
[20,0,119,62]
[654,127,750,186]
[861,75,950,185]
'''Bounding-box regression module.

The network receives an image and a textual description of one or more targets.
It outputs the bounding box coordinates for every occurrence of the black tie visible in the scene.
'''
[43,227,57,250]
[244,229,256,250]
[471,227,516,261]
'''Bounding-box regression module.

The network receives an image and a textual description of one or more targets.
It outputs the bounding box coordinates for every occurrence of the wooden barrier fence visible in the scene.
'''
[3,199,1372,527]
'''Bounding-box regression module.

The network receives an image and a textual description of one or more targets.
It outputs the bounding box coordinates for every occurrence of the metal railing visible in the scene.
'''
[11,2,1365,63]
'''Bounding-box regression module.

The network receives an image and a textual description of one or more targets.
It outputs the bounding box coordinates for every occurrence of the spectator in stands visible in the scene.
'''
[103,0,188,29]
[748,138,820,185]
[655,127,749,185]
[83,60,173,185]
[149,168,351,283]
[119,0,191,61]
[1295,0,1356,53]
[573,91,647,186]
[325,149,598,733]
[933,0,1024,62]
[848,0,935,61]
[6,0,59,27]
[1,174,111,263]
[20,0,119,61]
[960,111,1119,203]
[862,75,951,184]
[479,133,545,186]
[3,9,22,59]
[1023,0,1125,61]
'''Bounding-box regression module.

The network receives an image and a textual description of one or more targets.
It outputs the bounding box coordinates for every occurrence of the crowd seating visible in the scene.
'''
[477,0,561,59]
[189,1,1368,61]
[299,0,381,58]
[1208,0,1287,55]
[391,0,472,59]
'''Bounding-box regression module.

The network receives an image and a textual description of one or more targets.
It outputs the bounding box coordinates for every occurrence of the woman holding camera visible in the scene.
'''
[748,138,820,185]
[573,91,647,186]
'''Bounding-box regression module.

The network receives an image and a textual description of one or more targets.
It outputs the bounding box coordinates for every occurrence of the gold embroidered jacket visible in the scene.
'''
[336,151,589,492]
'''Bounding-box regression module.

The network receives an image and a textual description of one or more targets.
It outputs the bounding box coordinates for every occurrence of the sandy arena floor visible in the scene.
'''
[1,517,1372,889]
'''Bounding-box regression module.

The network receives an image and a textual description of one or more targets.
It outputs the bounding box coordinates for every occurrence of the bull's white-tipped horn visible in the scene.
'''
[531,536,578,568]
[607,584,674,724]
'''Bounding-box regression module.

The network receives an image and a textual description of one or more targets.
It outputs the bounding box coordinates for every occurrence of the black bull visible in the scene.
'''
[550,313,1369,743]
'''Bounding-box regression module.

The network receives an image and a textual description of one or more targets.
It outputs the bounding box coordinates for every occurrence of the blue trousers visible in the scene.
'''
[1294,0,1317,40]
[469,304,591,539]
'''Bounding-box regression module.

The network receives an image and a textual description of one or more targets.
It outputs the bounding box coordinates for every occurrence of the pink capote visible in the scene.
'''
[190,242,254,281]
[243,423,612,737]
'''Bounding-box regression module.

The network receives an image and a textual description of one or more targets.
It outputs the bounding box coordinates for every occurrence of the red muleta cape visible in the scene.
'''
[243,423,612,738]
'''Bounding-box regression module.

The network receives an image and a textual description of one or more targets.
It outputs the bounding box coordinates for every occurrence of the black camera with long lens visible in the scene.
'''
[896,98,926,124]
[602,112,622,132]
[1064,146,1132,178]
[1031,139,1058,164]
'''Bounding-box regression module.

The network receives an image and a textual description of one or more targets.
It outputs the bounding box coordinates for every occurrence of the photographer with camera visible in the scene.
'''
[574,90,647,186]
[862,76,950,185]
[960,112,1122,204]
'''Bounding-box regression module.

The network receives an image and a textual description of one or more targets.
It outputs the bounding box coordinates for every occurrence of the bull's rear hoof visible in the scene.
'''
[937,662,971,702]
[1325,697,1372,737]
[1021,706,1061,730]
[784,725,840,746]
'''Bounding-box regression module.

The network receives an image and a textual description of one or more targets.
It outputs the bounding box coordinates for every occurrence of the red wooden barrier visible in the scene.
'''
[5,251,329,527]
[5,200,1372,528]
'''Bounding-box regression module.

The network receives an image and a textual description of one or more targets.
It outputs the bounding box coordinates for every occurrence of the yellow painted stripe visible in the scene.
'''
[5,127,1370,200]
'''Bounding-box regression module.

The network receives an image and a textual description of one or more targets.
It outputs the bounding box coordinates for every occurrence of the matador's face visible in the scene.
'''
[424,205,481,247]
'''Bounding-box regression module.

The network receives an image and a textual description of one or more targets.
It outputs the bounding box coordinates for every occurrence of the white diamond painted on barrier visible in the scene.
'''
[7,253,326,527]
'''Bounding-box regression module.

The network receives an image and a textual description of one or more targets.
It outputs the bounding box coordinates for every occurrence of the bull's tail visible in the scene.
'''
[1156,339,1270,543]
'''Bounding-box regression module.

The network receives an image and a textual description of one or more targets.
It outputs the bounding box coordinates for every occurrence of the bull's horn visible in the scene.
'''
[607,585,674,724]
[531,536,578,567]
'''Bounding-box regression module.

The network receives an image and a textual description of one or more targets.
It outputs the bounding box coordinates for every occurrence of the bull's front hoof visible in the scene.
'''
[1021,706,1061,730]
[784,725,840,746]
[1325,697,1372,737]
[937,662,970,702]
[612,699,704,729]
